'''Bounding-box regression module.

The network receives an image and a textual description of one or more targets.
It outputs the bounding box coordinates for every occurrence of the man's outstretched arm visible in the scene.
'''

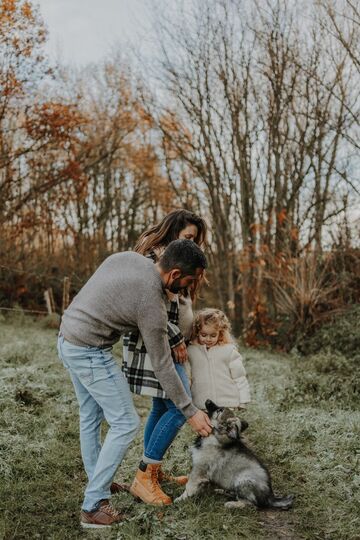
[137,299,211,435]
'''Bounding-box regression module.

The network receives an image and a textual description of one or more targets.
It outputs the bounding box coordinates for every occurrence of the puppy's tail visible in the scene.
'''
[268,494,294,510]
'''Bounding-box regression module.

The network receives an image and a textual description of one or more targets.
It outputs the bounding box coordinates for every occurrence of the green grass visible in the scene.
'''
[0,318,359,540]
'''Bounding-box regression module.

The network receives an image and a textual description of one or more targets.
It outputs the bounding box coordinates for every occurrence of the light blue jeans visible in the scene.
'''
[57,335,140,512]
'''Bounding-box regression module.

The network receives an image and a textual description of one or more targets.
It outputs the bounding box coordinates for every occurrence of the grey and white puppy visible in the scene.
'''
[175,399,294,510]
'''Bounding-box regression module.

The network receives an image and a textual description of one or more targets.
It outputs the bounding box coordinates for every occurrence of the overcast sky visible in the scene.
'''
[36,0,153,66]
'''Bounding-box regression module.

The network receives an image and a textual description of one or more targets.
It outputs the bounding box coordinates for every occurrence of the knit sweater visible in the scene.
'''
[60,252,197,419]
[186,343,251,409]
[178,295,194,340]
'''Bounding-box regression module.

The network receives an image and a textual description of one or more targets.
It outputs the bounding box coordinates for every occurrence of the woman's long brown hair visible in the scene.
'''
[134,209,208,254]
[134,209,209,299]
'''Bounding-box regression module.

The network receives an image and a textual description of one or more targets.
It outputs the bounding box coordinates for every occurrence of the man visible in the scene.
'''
[57,239,212,528]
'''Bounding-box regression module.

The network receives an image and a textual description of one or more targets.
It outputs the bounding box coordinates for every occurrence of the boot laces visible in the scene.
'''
[150,467,161,492]
[101,502,120,518]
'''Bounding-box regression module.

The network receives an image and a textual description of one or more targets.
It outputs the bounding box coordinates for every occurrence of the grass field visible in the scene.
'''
[0,316,359,540]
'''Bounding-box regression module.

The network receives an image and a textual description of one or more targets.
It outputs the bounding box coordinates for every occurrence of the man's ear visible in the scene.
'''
[169,268,182,280]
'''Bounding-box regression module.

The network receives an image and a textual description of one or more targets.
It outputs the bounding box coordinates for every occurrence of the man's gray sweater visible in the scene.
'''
[60,252,197,419]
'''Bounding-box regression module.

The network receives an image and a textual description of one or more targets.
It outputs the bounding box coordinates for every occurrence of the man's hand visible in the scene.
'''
[172,342,188,363]
[187,410,212,437]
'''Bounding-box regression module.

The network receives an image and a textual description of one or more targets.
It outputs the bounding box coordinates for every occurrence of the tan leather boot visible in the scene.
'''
[129,462,172,505]
[158,467,188,486]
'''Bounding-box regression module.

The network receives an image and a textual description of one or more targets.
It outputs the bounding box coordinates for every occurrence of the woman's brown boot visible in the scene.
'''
[129,462,172,505]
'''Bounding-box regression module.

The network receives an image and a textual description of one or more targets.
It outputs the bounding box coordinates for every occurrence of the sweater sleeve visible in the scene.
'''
[136,292,197,419]
[229,348,251,404]
[184,359,192,385]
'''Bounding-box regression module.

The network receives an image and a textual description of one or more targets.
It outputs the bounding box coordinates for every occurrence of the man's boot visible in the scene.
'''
[80,500,124,528]
[129,461,172,505]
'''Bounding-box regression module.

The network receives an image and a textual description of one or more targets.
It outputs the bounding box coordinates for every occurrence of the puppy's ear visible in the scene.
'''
[205,399,219,414]
[240,420,248,432]
[226,419,242,440]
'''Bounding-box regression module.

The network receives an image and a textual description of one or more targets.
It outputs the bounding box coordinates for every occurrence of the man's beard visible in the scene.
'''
[168,277,185,294]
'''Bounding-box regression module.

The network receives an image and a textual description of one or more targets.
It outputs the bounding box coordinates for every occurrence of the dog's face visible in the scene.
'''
[205,399,248,444]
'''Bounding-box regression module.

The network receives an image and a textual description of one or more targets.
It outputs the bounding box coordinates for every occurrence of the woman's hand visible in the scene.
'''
[172,342,188,363]
[187,410,212,437]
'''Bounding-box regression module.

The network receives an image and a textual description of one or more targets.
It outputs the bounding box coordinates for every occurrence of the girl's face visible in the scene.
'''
[178,224,198,242]
[198,323,220,348]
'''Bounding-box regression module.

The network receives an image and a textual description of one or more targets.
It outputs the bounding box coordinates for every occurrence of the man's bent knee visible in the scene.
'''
[111,410,140,437]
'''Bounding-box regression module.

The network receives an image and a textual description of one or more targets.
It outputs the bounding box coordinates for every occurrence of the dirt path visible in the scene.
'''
[260,511,300,540]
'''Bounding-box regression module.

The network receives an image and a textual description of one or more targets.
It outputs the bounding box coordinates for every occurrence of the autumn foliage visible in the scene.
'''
[0,0,359,350]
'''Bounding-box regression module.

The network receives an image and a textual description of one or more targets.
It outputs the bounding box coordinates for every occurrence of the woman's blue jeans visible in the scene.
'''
[144,363,191,462]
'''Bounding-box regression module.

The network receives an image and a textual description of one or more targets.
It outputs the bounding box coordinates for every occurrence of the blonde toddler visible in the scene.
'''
[187,308,251,410]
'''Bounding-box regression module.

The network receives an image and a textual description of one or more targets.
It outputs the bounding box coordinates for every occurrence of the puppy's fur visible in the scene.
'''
[175,400,294,510]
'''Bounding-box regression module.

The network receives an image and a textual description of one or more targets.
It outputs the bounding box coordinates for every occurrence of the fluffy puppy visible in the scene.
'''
[175,399,294,510]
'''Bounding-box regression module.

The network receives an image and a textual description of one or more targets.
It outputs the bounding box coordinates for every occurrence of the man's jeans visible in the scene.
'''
[144,363,191,462]
[57,335,140,511]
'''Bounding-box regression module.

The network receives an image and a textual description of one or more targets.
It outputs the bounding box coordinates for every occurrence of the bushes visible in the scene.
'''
[38,313,61,330]
[297,304,360,358]
[278,351,360,410]
[242,247,360,353]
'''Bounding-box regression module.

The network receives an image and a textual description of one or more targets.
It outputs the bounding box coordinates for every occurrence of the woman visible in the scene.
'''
[122,209,208,505]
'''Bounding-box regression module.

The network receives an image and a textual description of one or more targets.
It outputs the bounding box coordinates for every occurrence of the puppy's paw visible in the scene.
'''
[224,500,248,509]
[174,492,187,503]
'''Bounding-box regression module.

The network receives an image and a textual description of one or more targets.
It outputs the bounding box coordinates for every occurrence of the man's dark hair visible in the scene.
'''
[159,239,207,274]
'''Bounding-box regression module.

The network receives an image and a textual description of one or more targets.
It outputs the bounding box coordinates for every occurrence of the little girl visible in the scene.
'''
[187,308,250,410]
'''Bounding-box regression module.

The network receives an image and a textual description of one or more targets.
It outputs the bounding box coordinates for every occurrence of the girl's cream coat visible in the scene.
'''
[186,343,251,409]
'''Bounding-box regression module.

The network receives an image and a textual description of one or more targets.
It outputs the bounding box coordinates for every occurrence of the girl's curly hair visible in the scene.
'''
[191,308,233,345]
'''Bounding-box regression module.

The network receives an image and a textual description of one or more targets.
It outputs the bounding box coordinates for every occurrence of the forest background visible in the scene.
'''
[1,0,359,351]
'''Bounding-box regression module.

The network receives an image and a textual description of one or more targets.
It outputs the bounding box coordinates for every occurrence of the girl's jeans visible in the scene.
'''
[144,363,191,462]
[57,335,140,512]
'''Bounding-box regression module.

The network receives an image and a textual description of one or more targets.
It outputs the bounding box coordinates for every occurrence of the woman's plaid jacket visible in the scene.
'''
[122,252,184,398]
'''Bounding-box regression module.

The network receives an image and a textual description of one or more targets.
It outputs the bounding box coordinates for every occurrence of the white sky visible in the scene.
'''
[36,0,153,66]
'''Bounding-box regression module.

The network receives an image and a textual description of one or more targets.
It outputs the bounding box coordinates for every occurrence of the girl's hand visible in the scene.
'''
[172,342,188,363]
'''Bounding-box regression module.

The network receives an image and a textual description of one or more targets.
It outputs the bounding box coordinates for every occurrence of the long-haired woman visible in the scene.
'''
[122,209,208,505]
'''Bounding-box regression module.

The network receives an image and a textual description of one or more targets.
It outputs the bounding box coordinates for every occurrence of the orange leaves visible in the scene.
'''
[0,0,16,16]
[60,160,84,183]
[250,222,263,234]
[0,0,48,102]
[1,0,37,39]
[160,111,193,158]
[243,296,279,349]
[16,285,28,296]
[1,70,22,96]
[9,208,43,236]
[25,102,87,143]
[160,111,181,134]
[277,208,287,225]
[290,226,299,241]
[134,102,154,128]
[20,0,32,20]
